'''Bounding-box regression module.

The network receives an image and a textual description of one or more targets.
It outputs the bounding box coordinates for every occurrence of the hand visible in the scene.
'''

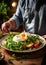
[42,35,46,39]
[1,19,16,33]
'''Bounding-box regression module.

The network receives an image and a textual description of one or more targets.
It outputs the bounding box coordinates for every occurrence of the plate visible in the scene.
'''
[0,33,46,53]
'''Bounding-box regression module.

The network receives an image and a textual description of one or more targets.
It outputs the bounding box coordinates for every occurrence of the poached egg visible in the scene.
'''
[13,32,28,42]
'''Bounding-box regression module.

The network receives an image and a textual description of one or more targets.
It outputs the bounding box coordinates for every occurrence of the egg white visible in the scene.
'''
[13,32,31,42]
[13,35,21,42]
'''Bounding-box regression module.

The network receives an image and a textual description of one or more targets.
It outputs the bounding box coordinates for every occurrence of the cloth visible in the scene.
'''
[11,0,46,35]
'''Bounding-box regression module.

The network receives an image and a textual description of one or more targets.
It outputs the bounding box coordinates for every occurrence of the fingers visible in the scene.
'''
[1,19,16,33]
[42,35,46,39]
[2,27,9,33]
[1,22,10,33]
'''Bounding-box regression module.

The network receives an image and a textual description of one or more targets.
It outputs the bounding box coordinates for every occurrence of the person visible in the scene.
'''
[1,0,46,39]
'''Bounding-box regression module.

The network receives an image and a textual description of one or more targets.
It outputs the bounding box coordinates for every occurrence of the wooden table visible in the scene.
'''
[0,46,46,65]
[0,30,46,65]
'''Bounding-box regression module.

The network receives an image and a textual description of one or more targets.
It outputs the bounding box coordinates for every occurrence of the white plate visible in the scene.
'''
[0,34,46,53]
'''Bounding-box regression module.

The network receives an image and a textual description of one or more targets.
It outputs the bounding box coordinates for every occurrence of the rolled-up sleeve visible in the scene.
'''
[11,0,23,29]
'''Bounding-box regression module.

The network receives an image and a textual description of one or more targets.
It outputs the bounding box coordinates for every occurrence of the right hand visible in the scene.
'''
[1,19,16,33]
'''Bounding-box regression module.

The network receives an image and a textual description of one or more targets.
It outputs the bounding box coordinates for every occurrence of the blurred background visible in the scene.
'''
[0,0,18,28]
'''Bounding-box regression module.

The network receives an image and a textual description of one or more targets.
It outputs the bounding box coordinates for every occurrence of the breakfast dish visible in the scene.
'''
[0,32,46,53]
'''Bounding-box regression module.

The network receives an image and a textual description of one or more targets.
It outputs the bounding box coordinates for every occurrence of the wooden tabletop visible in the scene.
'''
[0,46,45,65]
[0,30,46,65]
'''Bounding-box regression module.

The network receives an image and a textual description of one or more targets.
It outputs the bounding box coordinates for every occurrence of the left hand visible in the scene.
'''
[42,35,46,39]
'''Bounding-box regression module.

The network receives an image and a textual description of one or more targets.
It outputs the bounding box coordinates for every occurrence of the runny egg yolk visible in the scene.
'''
[21,33,25,38]
[20,33,27,40]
